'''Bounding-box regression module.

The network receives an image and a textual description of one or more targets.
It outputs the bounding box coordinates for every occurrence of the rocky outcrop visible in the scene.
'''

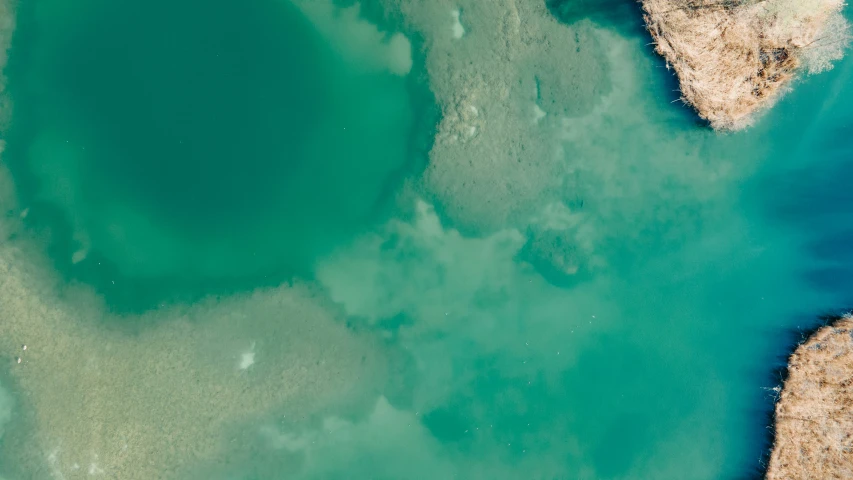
[767,315,853,479]
[641,0,850,130]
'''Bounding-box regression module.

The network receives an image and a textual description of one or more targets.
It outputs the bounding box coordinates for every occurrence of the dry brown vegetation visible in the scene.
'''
[641,0,850,130]
[767,315,853,480]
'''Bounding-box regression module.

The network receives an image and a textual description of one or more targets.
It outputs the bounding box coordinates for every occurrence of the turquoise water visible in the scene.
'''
[0,0,851,479]
[3,0,435,311]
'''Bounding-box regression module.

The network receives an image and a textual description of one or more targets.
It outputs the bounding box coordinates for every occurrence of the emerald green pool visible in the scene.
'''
[2,0,433,310]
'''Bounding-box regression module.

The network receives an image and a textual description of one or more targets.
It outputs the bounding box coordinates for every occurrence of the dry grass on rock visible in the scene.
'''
[767,315,853,480]
[642,0,850,130]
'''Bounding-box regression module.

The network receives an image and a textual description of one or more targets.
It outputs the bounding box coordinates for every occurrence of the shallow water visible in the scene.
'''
[0,0,851,479]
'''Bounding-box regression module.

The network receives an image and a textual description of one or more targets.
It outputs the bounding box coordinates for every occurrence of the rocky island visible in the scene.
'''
[767,314,853,479]
[642,0,850,130]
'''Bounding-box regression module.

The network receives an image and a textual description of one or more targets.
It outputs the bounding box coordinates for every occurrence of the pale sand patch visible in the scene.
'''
[382,0,611,231]
[0,246,387,479]
[451,9,465,39]
[533,103,546,123]
[69,249,86,264]
[238,342,256,370]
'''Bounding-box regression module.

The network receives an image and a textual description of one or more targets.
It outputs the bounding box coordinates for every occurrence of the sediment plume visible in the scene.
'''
[641,0,850,130]
[767,315,853,479]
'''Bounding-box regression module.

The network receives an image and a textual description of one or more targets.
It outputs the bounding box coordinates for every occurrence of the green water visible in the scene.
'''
[3,0,433,310]
[0,0,852,479]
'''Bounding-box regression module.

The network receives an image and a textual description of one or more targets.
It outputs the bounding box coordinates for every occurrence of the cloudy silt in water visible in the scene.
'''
[0,0,851,479]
